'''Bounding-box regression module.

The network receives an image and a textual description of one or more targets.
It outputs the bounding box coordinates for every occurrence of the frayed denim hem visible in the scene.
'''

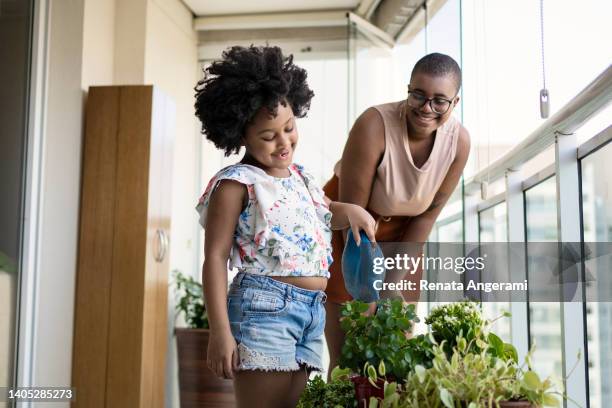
[296,359,323,372]
[237,364,301,372]
[237,343,299,372]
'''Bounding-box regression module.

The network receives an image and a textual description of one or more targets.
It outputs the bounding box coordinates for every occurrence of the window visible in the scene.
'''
[479,202,511,341]
[525,177,563,384]
[580,141,612,408]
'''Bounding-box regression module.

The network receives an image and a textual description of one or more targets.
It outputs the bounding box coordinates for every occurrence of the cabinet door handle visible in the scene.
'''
[155,229,168,262]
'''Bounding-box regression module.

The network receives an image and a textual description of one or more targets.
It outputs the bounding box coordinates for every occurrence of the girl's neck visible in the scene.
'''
[240,155,290,178]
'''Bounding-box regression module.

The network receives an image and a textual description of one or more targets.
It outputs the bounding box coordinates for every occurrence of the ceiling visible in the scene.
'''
[184,0,446,56]
[182,0,362,16]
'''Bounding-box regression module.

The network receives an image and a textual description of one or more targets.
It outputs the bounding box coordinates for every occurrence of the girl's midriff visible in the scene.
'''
[271,276,328,291]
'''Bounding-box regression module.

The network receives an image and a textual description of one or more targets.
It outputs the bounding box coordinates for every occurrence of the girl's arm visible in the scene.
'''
[203,179,246,379]
[326,198,377,246]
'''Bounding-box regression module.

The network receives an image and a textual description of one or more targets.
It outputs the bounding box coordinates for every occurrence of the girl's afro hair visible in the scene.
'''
[194,45,314,156]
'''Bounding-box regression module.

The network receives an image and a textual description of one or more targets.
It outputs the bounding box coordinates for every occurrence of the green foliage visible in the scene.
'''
[424,335,520,407]
[424,301,484,353]
[172,269,208,329]
[0,251,16,274]
[339,299,428,380]
[306,300,570,407]
[373,331,566,408]
[297,367,356,408]
[425,301,517,364]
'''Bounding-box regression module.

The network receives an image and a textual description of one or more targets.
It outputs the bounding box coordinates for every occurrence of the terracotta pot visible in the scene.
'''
[351,376,385,408]
[175,328,235,408]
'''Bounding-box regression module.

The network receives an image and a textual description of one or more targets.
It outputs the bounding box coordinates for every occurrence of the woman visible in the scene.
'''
[322,53,471,371]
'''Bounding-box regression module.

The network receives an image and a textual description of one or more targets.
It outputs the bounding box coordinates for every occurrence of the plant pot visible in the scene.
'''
[175,328,235,407]
[351,375,385,408]
[459,400,534,408]
[498,401,534,408]
[462,401,534,408]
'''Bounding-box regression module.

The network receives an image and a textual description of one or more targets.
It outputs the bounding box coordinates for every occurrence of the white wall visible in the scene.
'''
[81,0,115,87]
[23,1,85,406]
[24,1,199,407]
[143,1,199,407]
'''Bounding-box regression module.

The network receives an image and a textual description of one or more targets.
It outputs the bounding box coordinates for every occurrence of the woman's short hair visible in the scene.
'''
[195,45,314,156]
[411,53,462,92]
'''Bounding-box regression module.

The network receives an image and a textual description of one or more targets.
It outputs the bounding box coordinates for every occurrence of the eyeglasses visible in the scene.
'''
[406,91,456,115]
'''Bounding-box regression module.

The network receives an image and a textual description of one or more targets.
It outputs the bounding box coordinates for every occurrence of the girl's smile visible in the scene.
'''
[242,102,298,178]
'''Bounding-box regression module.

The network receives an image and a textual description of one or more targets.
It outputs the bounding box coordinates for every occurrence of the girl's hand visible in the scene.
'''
[207,329,239,379]
[343,203,376,246]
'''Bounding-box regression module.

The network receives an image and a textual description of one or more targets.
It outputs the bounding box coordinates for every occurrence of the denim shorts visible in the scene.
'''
[227,272,327,372]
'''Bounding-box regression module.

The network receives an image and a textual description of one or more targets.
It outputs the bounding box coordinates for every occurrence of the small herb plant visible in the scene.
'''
[340,299,428,380]
[297,367,357,408]
[425,301,517,363]
[173,269,208,329]
[425,301,484,350]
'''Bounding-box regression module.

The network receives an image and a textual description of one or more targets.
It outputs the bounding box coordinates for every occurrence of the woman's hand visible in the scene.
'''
[207,329,239,379]
[330,201,376,246]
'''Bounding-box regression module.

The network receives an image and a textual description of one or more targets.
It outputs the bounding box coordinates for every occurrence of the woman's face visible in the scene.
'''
[242,102,298,176]
[406,72,459,135]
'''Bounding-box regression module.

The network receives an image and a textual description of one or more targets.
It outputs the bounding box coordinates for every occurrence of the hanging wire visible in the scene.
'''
[424,0,428,53]
[539,0,550,118]
[480,0,491,198]
[540,0,546,90]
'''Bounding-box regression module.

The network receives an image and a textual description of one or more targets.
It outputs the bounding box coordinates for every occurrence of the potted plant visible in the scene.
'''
[382,336,565,407]
[297,367,357,407]
[364,304,571,408]
[424,301,517,363]
[339,299,431,407]
[173,270,235,407]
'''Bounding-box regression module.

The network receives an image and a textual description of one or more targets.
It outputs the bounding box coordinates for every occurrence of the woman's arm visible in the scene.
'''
[401,126,471,242]
[338,108,386,207]
[202,179,245,379]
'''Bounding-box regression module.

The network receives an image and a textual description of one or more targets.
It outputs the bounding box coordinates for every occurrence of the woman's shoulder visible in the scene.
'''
[372,100,404,112]
[440,116,470,161]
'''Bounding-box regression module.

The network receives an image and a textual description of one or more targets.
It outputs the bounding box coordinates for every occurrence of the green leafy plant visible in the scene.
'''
[363,361,402,408]
[425,301,484,351]
[339,299,428,380]
[297,367,357,408]
[172,269,208,329]
[425,301,517,363]
[373,334,569,408]
[499,347,581,408]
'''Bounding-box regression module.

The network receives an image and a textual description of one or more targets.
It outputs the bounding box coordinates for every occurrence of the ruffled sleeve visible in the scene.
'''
[196,165,270,228]
[196,165,286,251]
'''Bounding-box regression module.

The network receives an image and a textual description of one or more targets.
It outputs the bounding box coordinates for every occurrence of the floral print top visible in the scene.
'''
[196,163,333,278]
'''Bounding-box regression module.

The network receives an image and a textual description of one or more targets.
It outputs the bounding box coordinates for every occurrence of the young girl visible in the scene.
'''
[194,45,376,408]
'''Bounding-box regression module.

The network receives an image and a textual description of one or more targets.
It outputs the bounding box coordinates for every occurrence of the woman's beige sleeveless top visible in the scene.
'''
[335,100,460,217]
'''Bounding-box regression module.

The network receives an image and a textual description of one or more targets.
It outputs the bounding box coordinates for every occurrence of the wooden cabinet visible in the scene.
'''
[72,85,174,408]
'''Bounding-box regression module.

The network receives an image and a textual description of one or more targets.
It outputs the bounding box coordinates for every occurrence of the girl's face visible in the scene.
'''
[406,72,459,135]
[242,102,298,177]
